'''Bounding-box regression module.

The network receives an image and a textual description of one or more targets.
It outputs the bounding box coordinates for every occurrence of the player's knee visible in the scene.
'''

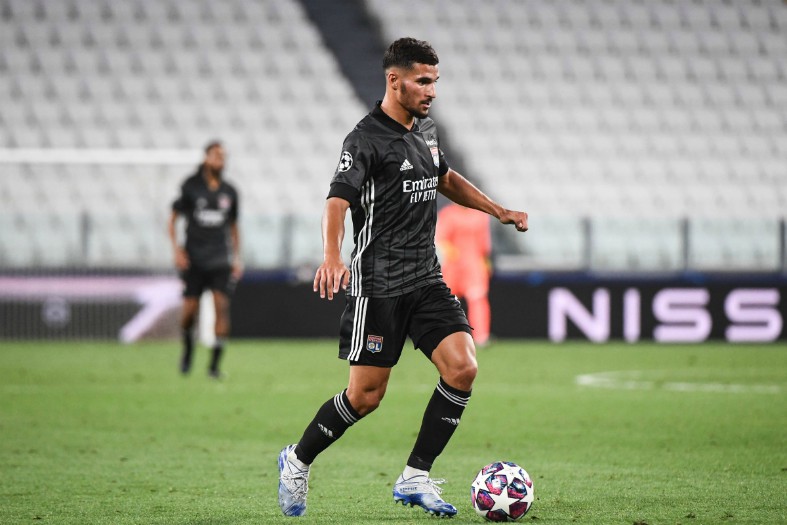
[214,318,230,337]
[181,298,199,328]
[356,397,381,416]
[445,358,478,391]
[181,311,197,329]
[348,386,386,416]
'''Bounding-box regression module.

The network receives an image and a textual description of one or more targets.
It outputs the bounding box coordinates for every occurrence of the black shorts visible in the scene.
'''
[180,266,235,298]
[338,281,472,367]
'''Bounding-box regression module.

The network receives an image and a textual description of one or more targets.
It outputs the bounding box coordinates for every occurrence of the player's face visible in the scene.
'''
[204,146,225,174]
[397,63,438,119]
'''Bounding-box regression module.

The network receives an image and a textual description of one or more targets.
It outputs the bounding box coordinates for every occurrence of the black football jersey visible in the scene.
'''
[328,102,450,298]
[172,169,238,270]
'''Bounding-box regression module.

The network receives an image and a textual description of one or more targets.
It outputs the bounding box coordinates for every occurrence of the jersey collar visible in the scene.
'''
[371,101,420,135]
[196,164,224,191]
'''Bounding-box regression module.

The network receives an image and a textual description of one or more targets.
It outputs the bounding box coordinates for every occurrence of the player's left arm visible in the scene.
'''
[438,168,528,232]
[168,210,190,270]
[228,188,242,280]
[229,221,243,280]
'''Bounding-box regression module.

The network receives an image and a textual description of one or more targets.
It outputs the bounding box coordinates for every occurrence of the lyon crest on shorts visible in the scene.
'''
[366,335,383,353]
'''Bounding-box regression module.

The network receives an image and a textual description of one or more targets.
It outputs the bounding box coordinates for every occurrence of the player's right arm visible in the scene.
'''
[313,197,350,300]
[317,132,370,300]
[438,168,528,232]
[168,209,189,271]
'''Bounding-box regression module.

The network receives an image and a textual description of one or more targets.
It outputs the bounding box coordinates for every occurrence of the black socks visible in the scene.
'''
[407,378,471,471]
[295,390,362,464]
[182,331,224,377]
[209,341,224,376]
[292,379,470,471]
[180,330,194,373]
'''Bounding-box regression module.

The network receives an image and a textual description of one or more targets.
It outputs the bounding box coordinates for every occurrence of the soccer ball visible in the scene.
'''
[470,461,534,522]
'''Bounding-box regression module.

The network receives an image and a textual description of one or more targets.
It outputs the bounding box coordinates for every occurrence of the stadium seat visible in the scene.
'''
[689,218,781,271]
[365,0,785,271]
[0,0,369,269]
[497,216,586,271]
[0,0,785,272]
[242,214,286,269]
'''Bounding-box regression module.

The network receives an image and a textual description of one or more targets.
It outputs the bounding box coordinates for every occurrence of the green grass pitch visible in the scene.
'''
[1,340,785,524]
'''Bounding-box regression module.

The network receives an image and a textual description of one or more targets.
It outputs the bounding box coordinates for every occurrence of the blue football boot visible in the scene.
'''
[277,445,309,517]
[393,474,457,517]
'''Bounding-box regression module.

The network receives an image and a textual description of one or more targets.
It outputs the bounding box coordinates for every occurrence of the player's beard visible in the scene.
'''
[203,163,224,180]
[401,83,430,119]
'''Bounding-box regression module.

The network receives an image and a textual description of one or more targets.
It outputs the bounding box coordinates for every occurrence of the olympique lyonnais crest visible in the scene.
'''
[366,335,383,353]
[425,136,440,168]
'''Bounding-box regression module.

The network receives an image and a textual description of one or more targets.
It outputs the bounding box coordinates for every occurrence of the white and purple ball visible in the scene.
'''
[470,461,534,522]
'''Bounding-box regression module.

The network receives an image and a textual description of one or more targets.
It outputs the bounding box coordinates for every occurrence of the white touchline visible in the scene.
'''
[575,371,782,394]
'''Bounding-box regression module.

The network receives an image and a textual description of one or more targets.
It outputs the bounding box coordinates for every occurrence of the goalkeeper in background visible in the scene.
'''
[436,202,493,347]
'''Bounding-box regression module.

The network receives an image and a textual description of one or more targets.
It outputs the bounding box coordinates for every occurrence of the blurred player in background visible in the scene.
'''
[168,141,241,379]
[277,38,528,518]
[436,203,492,347]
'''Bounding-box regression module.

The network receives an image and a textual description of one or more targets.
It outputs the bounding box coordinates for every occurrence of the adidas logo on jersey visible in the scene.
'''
[399,159,414,171]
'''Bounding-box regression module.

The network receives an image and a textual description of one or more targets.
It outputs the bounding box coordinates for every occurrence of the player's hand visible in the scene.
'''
[314,258,349,300]
[499,210,528,232]
[174,247,190,270]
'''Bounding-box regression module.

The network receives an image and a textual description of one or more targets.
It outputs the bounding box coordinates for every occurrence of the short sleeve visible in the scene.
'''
[330,132,372,194]
[172,183,190,213]
[228,187,239,222]
[327,182,359,205]
[438,149,449,176]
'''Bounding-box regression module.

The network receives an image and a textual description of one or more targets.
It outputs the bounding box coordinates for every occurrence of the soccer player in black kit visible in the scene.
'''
[278,38,528,517]
[168,141,241,379]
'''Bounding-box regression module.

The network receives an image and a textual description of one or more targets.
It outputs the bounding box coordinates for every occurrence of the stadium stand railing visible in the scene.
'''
[0,0,785,275]
[366,0,787,273]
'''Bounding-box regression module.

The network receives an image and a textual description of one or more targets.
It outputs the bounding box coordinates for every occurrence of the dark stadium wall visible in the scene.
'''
[489,277,787,343]
[2,275,783,342]
[231,279,345,338]
[231,275,787,342]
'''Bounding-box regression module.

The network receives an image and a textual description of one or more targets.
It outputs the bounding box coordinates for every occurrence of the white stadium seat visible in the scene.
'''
[0,0,784,271]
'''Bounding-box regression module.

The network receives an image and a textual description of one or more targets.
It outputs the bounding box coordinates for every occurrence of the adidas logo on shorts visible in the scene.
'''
[400,159,414,171]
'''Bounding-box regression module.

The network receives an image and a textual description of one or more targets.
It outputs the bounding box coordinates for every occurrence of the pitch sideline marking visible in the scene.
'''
[575,371,783,394]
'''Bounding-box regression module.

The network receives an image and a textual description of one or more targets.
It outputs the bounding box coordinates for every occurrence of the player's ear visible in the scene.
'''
[387,70,399,90]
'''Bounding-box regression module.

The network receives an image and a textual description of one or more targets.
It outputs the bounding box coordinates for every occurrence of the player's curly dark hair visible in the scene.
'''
[383,37,439,70]
[204,140,222,154]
